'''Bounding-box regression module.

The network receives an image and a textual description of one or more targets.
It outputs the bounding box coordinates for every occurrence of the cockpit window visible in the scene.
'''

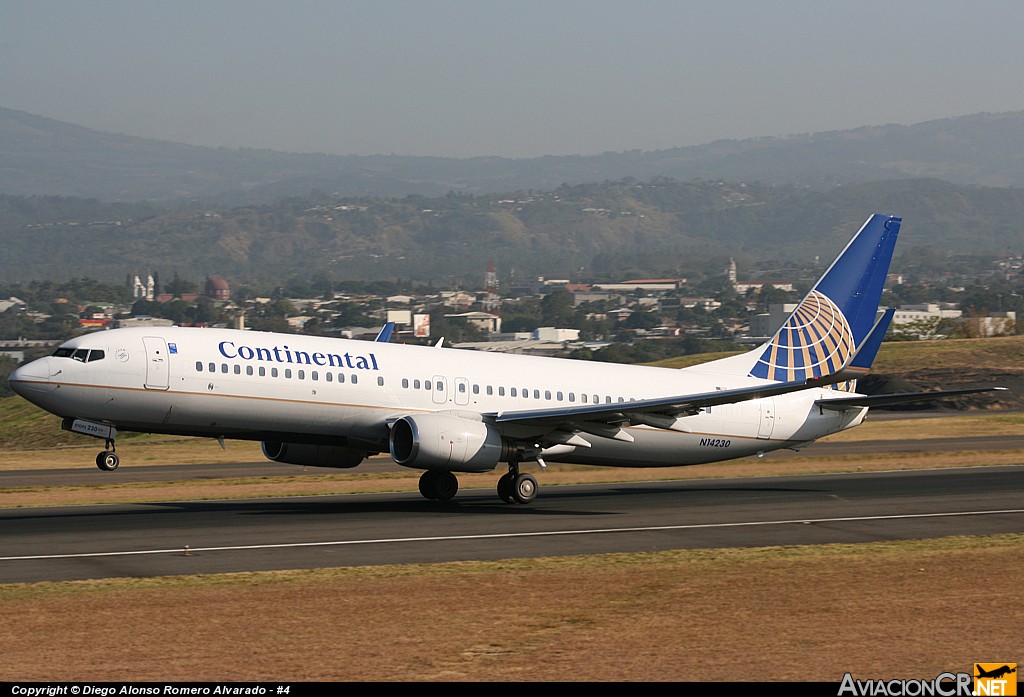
[52,347,105,362]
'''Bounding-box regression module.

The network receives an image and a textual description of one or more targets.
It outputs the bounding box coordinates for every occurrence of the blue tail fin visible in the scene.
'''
[748,214,901,383]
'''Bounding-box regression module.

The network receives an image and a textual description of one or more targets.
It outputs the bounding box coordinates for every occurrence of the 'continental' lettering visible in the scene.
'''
[218,341,379,370]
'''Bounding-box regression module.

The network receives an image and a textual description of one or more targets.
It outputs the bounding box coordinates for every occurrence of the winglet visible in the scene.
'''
[374,322,396,343]
[848,308,894,372]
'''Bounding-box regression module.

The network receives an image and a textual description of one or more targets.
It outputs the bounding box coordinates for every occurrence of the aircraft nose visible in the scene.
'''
[8,357,56,397]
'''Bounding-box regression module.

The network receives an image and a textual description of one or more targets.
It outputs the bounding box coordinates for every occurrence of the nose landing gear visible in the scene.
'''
[95,438,119,471]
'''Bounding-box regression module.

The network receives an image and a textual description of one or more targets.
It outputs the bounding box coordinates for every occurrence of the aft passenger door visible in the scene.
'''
[757,397,775,439]
[142,336,170,390]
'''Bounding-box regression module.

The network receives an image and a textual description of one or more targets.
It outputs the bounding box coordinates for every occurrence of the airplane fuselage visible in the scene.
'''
[11,325,865,470]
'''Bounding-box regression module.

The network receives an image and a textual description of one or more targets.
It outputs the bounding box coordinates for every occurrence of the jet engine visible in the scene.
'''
[389,413,505,472]
[261,441,366,468]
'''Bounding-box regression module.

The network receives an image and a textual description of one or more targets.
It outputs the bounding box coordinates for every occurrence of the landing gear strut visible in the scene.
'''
[96,438,119,471]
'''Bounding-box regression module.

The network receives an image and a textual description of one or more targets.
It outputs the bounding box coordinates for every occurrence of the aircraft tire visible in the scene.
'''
[434,471,459,501]
[497,472,515,503]
[96,451,120,471]
[418,471,439,499]
[511,473,537,504]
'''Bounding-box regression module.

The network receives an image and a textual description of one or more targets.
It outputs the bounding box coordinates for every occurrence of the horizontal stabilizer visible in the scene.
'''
[815,386,1007,411]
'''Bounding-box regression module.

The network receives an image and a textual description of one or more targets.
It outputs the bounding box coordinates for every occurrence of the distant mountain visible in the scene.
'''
[3,107,1024,203]
[2,178,1021,284]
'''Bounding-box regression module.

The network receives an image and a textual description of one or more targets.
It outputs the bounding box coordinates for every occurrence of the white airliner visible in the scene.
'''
[8,214,1000,504]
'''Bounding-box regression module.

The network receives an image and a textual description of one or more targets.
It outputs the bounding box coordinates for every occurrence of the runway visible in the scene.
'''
[2,432,1021,487]
[2,465,1023,583]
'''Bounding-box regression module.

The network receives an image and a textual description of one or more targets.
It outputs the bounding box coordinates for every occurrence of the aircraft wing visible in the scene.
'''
[488,370,856,440]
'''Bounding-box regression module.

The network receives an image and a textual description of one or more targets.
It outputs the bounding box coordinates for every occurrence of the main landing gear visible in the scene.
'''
[418,470,459,501]
[416,461,539,504]
[96,438,119,471]
[497,462,537,505]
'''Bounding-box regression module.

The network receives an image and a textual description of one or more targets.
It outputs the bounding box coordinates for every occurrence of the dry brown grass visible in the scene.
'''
[1,412,1022,682]
[1,537,1021,682]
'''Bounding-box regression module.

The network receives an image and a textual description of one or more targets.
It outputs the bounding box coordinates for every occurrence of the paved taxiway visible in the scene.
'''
[1,433,1021,487]
[2,465,1023,583]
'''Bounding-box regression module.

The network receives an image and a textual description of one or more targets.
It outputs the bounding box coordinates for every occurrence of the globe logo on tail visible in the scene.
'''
[750,290,856,389]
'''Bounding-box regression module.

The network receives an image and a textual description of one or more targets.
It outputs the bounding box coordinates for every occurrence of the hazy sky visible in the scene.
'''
[4,1,1024,158]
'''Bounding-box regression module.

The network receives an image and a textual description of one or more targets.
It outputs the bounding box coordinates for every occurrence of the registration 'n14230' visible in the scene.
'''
[699,438,731,448]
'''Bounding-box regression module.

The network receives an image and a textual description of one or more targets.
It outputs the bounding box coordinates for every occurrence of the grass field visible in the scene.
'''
[651,334,1024,371]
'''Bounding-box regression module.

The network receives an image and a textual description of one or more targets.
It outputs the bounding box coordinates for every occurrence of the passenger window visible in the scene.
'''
[312,371,319,381]
[246,366,253,376]
[510,387,517,397]
[556,391,563,400]
[581,394,588,403]
[533,389,540,399]
[221,364,228,374]
[208,362,216,372]
[498,386,505,396]
[402,378,409,388]
[569,392,575,403]
[473,384,480,395]
[458,383,466,393]
[338,373,345,383]
[196,361,203,371]
[352,375,358,384]
[326,372,332,382]
[413,379,420,389]
[285,369,292,378]
[271,367,279,378]
[297,370,305,380]
[233,365,241,375]
[377,376,384,386]
[259,367,266,377]
[486,386,493,396]
[544,390,551,400]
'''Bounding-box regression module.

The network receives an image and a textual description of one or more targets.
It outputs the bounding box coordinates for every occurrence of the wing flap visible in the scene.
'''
[491,369,855,428]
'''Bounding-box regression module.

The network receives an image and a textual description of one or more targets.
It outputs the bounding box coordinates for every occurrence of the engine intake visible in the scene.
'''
[389,413,504,472]
[261,441,366,468]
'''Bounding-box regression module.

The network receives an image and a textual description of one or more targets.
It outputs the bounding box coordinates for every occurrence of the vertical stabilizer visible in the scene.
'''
[748,214,900,382]
[692,214,901,383]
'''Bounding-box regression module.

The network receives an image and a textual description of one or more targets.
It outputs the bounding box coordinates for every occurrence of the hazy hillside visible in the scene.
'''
[4,107,1024,203]
[1,178,1022,284]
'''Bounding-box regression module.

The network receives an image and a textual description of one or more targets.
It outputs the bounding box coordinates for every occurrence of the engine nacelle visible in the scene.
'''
[261,441,366,468]
[389,413,504,472]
